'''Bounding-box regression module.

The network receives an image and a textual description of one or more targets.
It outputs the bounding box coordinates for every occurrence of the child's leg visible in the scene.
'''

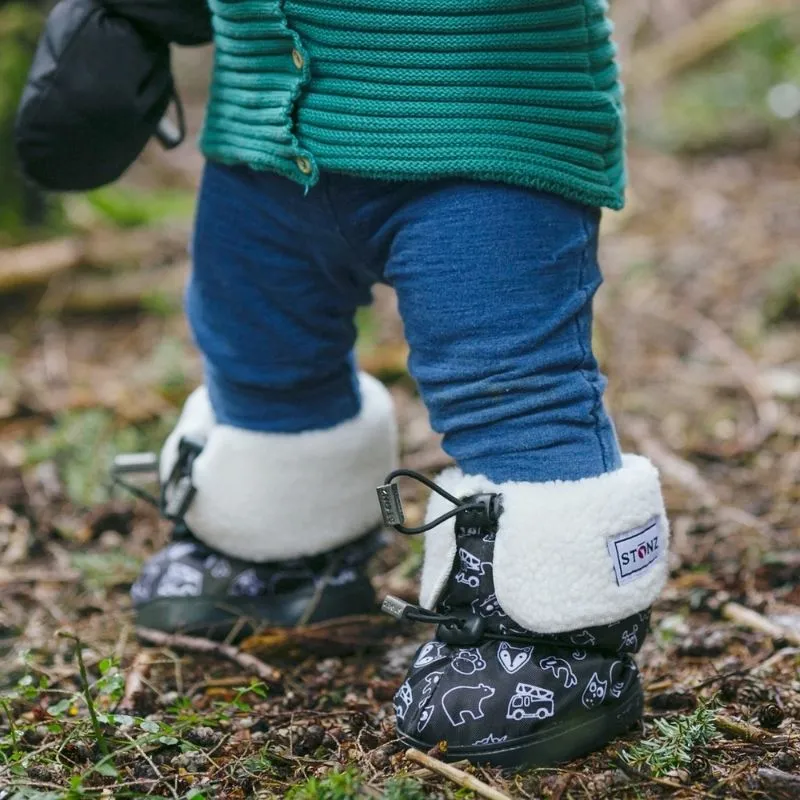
[132,163,397,634]
[384,181,620,483]
[380,182,667,765]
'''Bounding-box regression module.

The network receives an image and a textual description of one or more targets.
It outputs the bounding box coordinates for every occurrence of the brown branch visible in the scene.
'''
[0,568,81,584]
[721,602,800,647]
[135,627,282,685]
[640,303,782,453]
[625,417,718,508]
[0,239,83,293]
[239,614,391,657]
[54,264,186,313]
[752,647,800,676]
[0,226,190,295]
[713,714,766,742]
[626,0,796,90]
[670,308,781,452]
[624,417,771,535]
[119,650,155,712]
[405,749,513,800]
[756,767,800,799]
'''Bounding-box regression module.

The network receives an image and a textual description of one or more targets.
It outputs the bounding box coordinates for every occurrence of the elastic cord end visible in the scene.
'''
[381,594,412,620]
[376,483,404,527]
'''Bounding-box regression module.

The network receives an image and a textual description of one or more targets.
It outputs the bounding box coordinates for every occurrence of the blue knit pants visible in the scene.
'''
[187,162,621,483]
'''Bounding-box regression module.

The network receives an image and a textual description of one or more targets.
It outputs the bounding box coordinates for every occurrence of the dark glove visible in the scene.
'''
[101,0,212,46]
[14,0,205,191]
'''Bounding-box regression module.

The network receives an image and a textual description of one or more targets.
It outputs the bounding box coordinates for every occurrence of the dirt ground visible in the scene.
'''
[1,58,799,799]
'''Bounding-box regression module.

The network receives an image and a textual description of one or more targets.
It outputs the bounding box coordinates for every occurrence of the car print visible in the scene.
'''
[506,683,555,721]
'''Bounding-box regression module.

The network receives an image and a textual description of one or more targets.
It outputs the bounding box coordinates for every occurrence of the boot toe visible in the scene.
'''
[395,639,643,767]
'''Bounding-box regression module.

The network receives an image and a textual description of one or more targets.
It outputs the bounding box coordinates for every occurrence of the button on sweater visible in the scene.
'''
[201,0,626,209]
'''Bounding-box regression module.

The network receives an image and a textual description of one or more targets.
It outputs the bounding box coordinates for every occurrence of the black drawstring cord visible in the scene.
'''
[109,437,202,521]
[378,471,510,646]
[109,452,161,508]
[110,474,161,509]
[376,468,490,535]
[382,595,556,648]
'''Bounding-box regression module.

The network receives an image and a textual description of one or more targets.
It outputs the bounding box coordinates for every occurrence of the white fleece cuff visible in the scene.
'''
[160,373,398,561]
[420,455,669,633]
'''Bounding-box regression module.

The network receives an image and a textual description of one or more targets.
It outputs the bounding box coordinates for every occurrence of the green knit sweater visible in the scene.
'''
[201,0,626,209]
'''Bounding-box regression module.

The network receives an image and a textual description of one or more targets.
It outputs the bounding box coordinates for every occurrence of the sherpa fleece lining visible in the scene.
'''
[160,373,398,561]
[419,456,669,633]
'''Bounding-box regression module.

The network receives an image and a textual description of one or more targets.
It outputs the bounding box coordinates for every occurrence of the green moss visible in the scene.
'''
[24,409,177,507]
[633,15,800,152]
[0,4,46,241]
[82,185,196,228]
[285,767,363,800]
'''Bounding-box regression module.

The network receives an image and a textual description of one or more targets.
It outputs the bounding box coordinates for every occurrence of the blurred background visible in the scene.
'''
[0,1,799,797]
[1,0,798,508]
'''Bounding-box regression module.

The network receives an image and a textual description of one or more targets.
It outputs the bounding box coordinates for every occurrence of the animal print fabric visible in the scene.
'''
[131,526,382,606]
[395,515,648,749]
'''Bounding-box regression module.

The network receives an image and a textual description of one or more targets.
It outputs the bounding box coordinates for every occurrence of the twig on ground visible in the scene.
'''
[656,305,782,452]
[0,568,81,584]
[625,417,718,508]
[690,646,799,691]
[707,762,755,798]
[120,729,178,800]
[752,647,800,676]
[44,264,186,314]
[119,650,154,712]
[114,623,131,663]
[756,767,800,799]
[405,749,512,800]
[239,614,391,656]
[0,226,190,294]
[135,627,282,684]
[624,417,771,535]
[713,714,766,742]
[0,239,83,293]
[721,602,800,646]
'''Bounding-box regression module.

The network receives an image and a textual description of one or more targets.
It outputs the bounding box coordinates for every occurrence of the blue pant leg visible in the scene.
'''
[188,163,370,432]
[383,181,622,483]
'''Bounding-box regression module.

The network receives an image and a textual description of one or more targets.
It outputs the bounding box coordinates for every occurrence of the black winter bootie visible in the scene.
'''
[378,458,668,767]
[120,373,398,639]
[130,521,383,639]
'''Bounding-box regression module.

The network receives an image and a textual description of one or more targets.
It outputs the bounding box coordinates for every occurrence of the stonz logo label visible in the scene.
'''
[607,517,664,586]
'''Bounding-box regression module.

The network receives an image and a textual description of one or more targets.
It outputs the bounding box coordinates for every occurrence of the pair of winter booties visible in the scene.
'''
[125,374,669,768]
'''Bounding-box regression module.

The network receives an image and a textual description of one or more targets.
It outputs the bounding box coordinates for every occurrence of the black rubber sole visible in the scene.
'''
[135,578,377,641]
[399,683,644,769]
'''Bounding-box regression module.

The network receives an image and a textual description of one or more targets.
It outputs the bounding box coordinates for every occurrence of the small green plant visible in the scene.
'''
[286,767,364,800]
[763,260,800,325]
[59,634,111,760]
[0,646,280,797]
[384,776,430,800]
[622,704,718,777]
[81,185,196,228]
[24,409,176,506]
[635,15,800,152]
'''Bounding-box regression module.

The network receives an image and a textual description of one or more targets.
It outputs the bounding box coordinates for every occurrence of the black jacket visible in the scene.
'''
[15,0,211,191]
